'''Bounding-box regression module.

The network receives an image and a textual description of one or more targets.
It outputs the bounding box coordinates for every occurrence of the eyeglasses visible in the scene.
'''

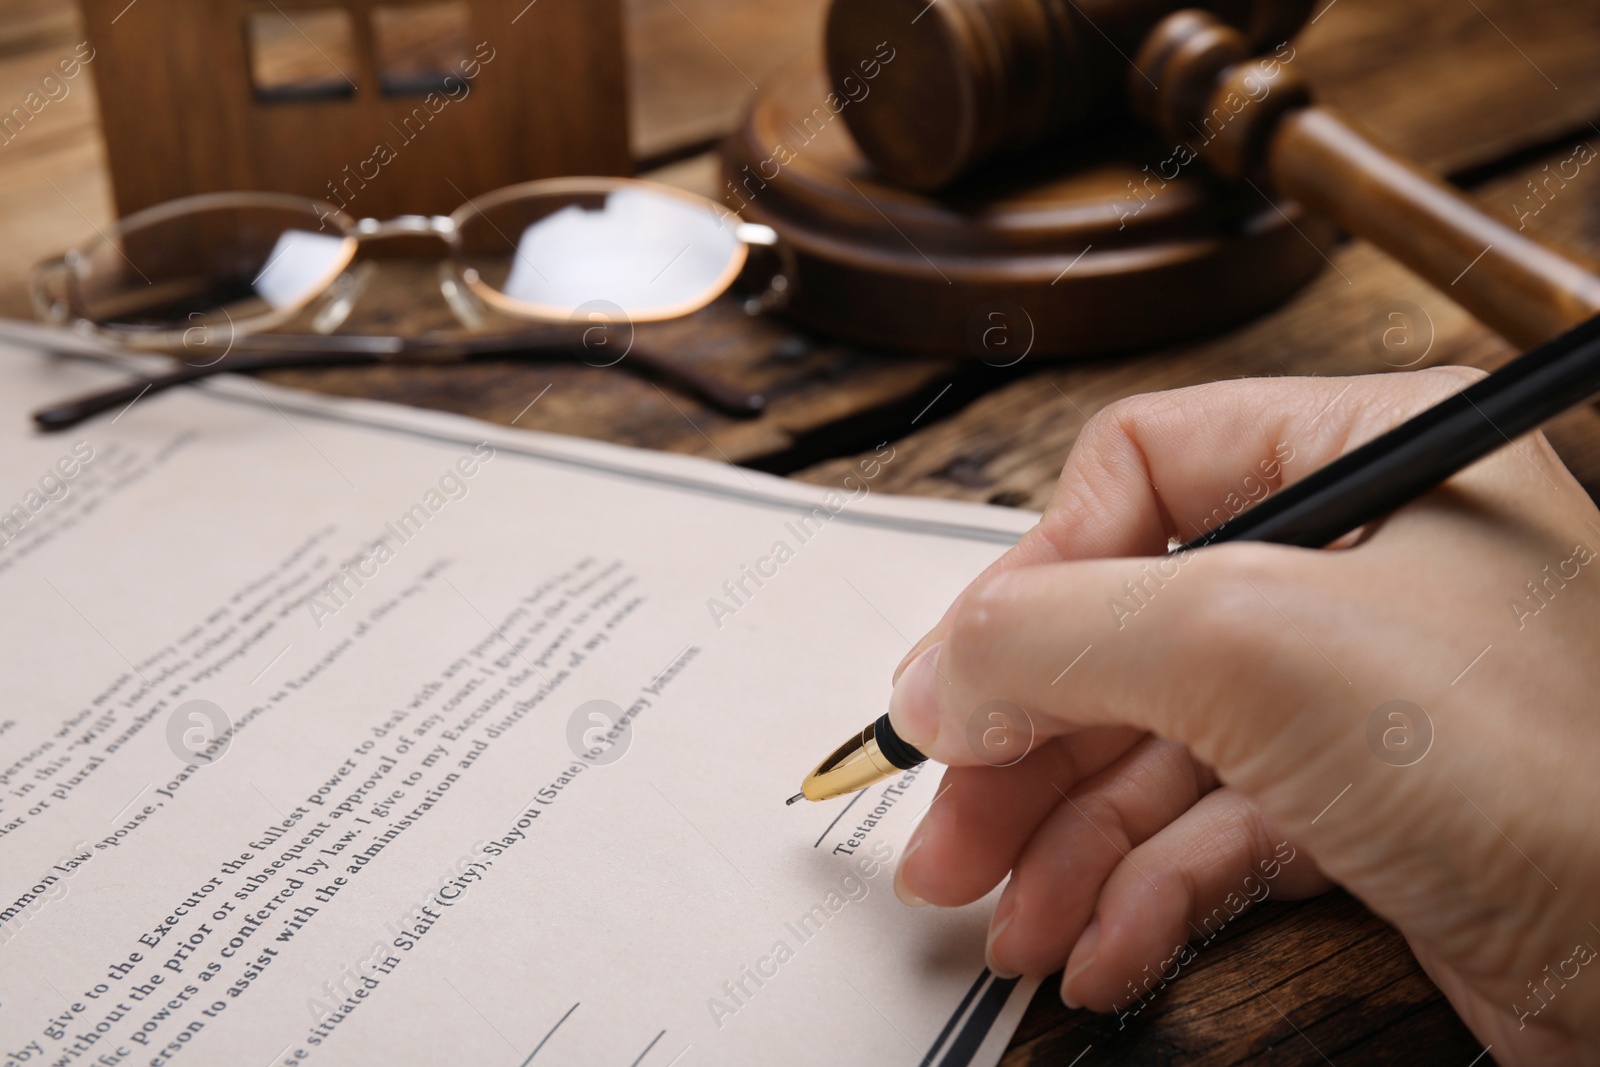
[30,177,791,429]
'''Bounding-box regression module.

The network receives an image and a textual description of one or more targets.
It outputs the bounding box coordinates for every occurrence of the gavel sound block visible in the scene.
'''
[721,62,1336,357]
[824,0,1600,351]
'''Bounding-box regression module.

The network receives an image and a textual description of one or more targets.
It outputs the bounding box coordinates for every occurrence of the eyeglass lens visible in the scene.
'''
[77,203,353,333]
[454,184,745,320]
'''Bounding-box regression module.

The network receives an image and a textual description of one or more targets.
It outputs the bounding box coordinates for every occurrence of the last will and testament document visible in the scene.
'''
[0,343,1043,1067]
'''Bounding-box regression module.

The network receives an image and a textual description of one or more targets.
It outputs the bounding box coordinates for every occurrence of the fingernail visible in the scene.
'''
[1061,917,1100,1010]
[985,895,1020,979]
[888,642,944,751]
[893,829,927,907]
[985,916,1019,979]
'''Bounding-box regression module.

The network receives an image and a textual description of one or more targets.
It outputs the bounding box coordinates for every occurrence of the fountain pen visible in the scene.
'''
[790,308,1600,804]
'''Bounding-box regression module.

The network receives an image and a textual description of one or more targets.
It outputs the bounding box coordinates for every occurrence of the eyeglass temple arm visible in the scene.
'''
[235,331,767,418]
[33,334,765,431]
[619,346,767,417]
[441,332,766,417]
[32,351,388,430]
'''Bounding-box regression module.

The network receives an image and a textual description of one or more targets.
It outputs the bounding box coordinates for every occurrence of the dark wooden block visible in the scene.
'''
[78,0,633,219]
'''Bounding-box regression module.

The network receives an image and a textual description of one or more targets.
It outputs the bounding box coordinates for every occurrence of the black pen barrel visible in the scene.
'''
[1183,312,1600,552]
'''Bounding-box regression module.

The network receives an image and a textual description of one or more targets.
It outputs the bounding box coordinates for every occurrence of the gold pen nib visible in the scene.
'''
[784,792,805,806]
[792,719,906,804]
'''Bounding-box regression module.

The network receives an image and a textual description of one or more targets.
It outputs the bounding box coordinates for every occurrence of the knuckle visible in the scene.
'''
[1082,391,1183,452]
[1071,791,1134,859]
[1050,393,1179,527]
[1087,391,1157,431]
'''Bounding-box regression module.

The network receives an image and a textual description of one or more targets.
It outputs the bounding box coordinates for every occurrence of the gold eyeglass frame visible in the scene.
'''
[30,176,787,354]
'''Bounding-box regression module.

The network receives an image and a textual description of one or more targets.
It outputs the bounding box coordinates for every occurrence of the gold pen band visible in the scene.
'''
[796,714,927,802]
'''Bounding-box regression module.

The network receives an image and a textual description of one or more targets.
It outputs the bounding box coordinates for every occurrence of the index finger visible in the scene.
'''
[892,368,1483,681]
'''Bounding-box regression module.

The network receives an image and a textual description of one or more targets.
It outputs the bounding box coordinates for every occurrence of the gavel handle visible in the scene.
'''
[1134,10,1600,350]
[1270,107,1600,350]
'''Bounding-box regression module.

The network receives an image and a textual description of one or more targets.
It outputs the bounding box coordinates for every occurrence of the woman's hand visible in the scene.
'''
[888,368,1600,1065]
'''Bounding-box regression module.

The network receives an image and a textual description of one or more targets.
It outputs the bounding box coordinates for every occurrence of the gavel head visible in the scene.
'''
[825,0,1314,189]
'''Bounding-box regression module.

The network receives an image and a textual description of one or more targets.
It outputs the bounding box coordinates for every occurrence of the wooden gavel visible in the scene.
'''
[827,0,1600,348]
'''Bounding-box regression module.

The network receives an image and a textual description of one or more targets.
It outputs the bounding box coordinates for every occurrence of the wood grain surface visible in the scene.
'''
[3,0,1599,1062]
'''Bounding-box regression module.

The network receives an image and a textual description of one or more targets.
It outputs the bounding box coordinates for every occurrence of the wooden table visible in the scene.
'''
[6,0,1600,1061]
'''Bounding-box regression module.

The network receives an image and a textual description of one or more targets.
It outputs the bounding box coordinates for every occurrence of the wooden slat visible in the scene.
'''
[1001,893,1482,1065]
